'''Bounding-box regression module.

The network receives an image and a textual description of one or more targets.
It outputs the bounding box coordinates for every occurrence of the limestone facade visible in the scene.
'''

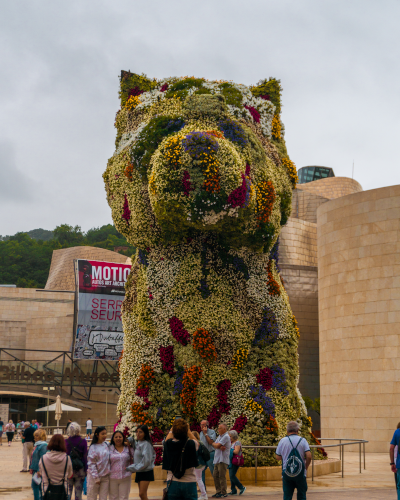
[280,217,319,430]
[317,185,400,452]
[0,246,132,423]
[0,287,74,360]
[45,246,131,291]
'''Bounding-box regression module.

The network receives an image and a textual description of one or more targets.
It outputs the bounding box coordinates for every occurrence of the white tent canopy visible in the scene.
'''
[36,403,82,412]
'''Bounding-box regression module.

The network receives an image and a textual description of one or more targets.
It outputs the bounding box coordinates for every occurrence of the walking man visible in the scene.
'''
[21,422,35,472]
[200,420,217,486]
[211,423,230,498]
[86,417,92,440]
[390,423,400,499]
[276,421,311,500]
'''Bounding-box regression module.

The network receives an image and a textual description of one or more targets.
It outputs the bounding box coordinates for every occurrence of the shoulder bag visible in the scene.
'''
[41,456,69,500]
[232,442,244,467]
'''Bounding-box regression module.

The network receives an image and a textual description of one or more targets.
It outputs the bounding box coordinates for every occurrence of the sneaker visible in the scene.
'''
[239,487,246,495]
[221,496,228,498]
[228,492,238,495]
[20,470,28,473]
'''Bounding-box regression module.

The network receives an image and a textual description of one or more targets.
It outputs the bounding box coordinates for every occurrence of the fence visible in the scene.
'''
[152,437,367,485]
[37,429,367,486]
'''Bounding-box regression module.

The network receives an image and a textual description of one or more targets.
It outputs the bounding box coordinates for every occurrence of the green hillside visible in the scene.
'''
[0,224,135,288]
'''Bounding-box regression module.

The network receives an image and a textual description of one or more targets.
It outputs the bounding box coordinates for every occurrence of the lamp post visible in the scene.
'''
[101,389,113,428]
[43,386,55,427]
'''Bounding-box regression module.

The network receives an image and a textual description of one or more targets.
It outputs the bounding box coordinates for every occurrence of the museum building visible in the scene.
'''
[0,247,131,427]
[2,168,396,451]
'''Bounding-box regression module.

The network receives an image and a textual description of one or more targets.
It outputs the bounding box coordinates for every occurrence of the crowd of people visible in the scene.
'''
[1,415,252,500]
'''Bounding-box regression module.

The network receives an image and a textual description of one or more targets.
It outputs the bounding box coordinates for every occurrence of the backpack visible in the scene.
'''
[282,436,305,479]
[197,442,211,465]
[41,457,68,500]
[69,446,84,471]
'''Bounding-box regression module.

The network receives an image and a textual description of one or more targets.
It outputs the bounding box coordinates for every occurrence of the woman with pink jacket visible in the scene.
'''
[39,435,73,497]
[108,431,133,500]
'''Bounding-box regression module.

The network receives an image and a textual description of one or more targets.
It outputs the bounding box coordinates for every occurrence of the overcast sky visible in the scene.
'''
[1,0,399,235]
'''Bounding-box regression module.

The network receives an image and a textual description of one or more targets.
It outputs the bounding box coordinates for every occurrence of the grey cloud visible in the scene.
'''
[0,141,35,202]
[0,0,399,234]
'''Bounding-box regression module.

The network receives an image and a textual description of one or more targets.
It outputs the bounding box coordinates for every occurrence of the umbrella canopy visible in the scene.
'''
[36,403,82,412]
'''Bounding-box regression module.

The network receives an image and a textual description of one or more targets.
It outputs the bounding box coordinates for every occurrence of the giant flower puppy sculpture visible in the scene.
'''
[104,73,315,466]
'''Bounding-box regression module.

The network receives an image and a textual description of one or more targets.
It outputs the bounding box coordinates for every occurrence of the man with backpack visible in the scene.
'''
[275,421,312,500]
[390,422,400,499]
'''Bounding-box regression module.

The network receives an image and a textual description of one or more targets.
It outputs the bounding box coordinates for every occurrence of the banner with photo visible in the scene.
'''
[73,259,131,360]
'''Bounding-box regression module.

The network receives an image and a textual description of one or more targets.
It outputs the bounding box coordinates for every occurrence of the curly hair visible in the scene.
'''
[34,429,47,442]
[172,418,189,441]
[67,422,81,437]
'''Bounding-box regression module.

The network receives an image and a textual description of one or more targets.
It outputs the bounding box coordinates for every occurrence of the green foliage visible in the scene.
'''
[27,228,54,241]
[219,82,243,107]
[251,78,283,115]
[119,71,157,107]
[303,396,320,415]
[53,224,84,245]
[0,224,135,289]
[183,94,228,121]
[131,116,185,180]
[165,77,205,100]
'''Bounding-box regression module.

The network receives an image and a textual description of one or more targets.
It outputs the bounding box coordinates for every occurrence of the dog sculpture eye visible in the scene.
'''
[105,74,310,468]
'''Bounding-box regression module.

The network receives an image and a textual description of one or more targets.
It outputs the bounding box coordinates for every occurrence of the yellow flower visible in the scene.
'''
[125,95,141,111]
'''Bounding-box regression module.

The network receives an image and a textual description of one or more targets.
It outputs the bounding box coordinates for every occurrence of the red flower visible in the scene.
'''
[256,367,273,391]
[244,105,260,123]
[122,194,131,224]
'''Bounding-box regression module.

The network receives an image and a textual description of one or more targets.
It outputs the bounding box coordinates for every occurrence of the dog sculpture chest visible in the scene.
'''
[104,74,309,464]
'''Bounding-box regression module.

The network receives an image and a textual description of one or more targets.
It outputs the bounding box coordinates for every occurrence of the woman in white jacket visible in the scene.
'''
[87,426,110,500]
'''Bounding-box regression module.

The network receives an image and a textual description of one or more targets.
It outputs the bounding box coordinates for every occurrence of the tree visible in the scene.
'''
[53,224,84,246]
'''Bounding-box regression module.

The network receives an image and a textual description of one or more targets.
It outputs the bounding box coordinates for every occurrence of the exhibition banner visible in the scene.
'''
[73,259,131,360]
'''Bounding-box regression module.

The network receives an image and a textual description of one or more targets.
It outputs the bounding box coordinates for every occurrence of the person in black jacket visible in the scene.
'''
[21,422,35,472]
[162,419,198,500]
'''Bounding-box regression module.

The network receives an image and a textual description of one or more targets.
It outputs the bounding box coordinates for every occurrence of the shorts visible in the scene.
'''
[135,470,154,483]
[86,429,92,435]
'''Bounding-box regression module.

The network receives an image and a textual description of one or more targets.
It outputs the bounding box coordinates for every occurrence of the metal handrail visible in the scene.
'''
[154,437,368,485]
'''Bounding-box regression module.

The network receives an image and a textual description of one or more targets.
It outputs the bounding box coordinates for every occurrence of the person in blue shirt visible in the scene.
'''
[390,422,400,499]
[0,420,4,446]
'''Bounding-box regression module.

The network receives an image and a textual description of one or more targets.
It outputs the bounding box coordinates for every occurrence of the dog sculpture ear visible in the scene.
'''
[119,71,157,107]
[251,78,282,115]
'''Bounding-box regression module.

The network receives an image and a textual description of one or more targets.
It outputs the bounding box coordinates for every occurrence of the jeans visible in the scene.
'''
[229,464,244,493]
[195,467,207,497]
[201,450,215,486]
[32,478,42,500]
[396,471,400,500]
[68,468,86,500]
[282,474,308,500]
[167,480,198,500]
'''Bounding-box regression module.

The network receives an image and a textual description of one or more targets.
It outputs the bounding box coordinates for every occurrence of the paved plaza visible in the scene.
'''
[0,440,397,500]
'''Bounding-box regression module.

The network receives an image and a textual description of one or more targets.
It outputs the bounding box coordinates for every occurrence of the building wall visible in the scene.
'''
[297,177,363,200]
[0,288,74,360]
[317,185,400,452]
[280,218,320,429]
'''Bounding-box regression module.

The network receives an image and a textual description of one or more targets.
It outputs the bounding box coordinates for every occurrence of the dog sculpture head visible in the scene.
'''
[104,73,297,252]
